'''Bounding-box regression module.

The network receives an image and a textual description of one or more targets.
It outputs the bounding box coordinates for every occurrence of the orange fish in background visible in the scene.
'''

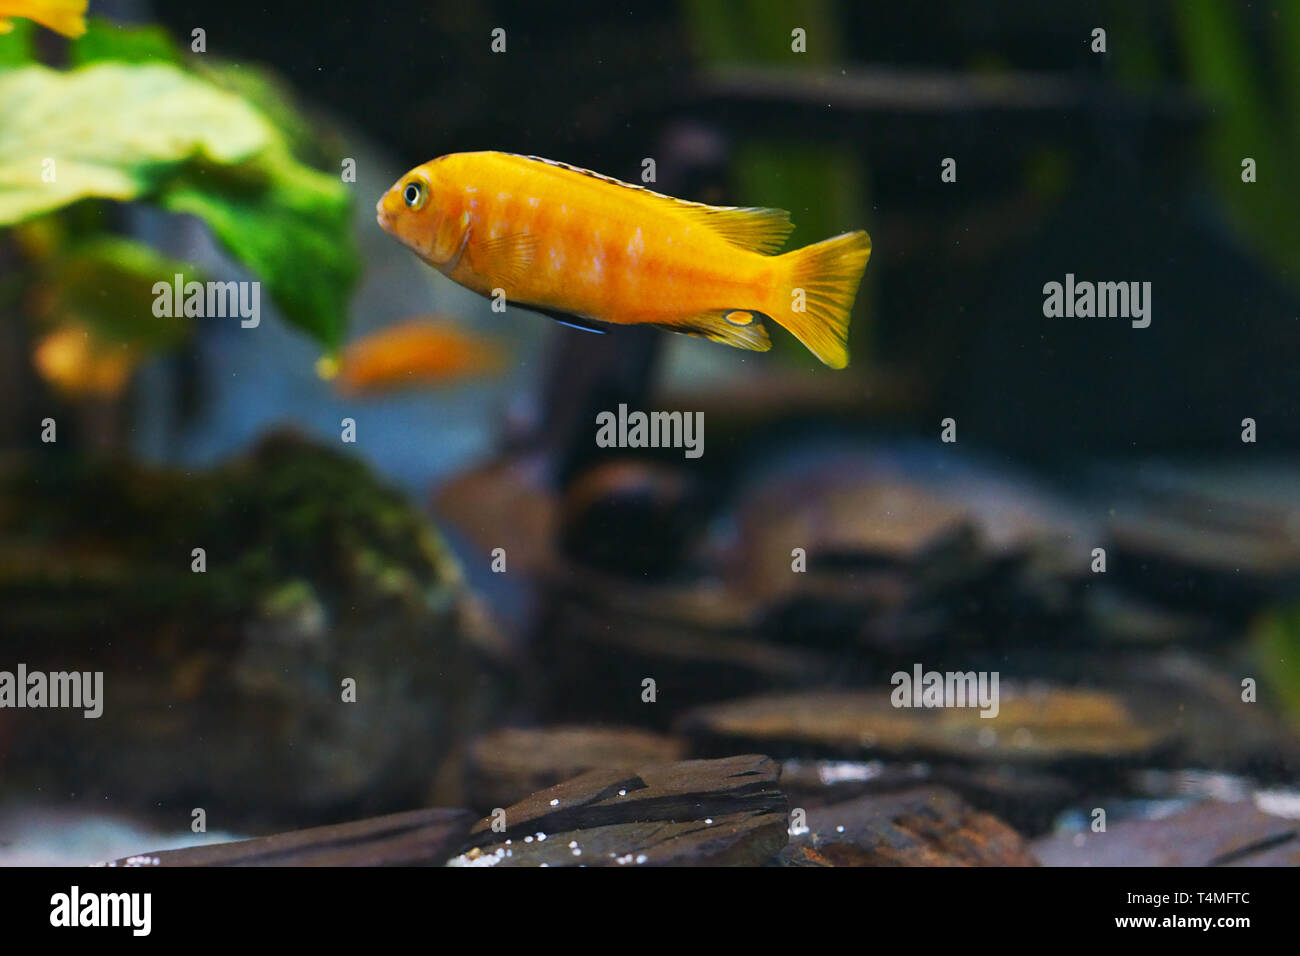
[325,318,506,396]
[33,323,135,398]
[0,0,87,36]
[376,151,871,368]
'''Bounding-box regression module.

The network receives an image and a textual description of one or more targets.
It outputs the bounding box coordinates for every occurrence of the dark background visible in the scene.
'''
[152,0,1300,459]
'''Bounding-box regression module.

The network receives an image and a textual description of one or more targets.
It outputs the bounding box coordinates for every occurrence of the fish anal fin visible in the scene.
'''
[655,310,772,352]
[476,233,539,290]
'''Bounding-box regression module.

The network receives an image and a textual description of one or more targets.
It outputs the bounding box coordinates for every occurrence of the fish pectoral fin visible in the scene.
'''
[476,233,540,290]
[524,304,610,334]
[654,310,772,352]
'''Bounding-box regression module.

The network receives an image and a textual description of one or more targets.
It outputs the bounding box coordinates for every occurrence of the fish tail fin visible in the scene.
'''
[767,230,871,369]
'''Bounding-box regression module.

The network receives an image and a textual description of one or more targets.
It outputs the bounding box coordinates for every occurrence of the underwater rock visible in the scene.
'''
[780,786,1039,866]
[729,458,1100,587]
[980,648,1300,777]
[775,757,931,802]
[656,367,918,444]
[924,764,1083,838]
[558,459,708,577]
[454,753,788,866]
[1107,650,1300,777]
[1033,795,1300,866]
[433,453,558,577]
[104,807,476,867]
[723,460,1099,654]
[442,447,733,589]
[1080,586,1218,646]
[0,431,498,826]
[466,725,688,809]
[451,811,785,867]
[1109,512,1300,613]
[551,567,762,631]
[541,592,842,727]
[732,476,977,601]
[1102,463,1300,613]
[775,758,1077,839]
[678,685,1170,765]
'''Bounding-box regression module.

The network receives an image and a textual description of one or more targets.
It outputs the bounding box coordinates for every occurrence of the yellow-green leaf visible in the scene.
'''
[0,63,274,223]
[0,61,359,347]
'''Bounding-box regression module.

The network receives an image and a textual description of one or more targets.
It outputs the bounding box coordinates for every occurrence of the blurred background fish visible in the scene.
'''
[324,317,507,397]
[32,322,135,397]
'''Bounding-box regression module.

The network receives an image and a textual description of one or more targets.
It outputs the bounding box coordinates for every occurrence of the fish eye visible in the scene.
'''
[403,181,426,210]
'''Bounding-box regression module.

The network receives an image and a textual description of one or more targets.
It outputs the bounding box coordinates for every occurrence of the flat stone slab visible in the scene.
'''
[456,754,788,867]
[103,807,476,867]
[679,686,1168,764]
[468,725,688,809]
[780,786,1039,866]
[1033,795,1300,866]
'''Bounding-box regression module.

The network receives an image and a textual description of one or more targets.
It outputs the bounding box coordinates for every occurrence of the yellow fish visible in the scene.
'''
[327,317,506,396]
[377,151,871,368]
[0,0,87,36]
[33,324,134,397]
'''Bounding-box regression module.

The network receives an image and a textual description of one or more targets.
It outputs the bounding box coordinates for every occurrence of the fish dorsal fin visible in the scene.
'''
[679,205,793,255]
[512,154,794,255]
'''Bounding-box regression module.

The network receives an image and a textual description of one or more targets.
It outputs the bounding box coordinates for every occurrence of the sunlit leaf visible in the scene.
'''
[0,62,274,224]
[191,58,342,169]
[0,61,359,346]
[159,152,358,349]
[70,18,338,169]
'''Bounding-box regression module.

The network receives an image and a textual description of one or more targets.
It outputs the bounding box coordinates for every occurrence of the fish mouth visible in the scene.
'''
[375,198,392,231]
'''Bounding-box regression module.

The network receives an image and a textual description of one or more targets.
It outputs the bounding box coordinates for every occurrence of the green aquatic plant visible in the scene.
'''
[1250,603,1300,733]
[0,16,358,397]
[1173,2,1300,287]
[1110,0,1300,289]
